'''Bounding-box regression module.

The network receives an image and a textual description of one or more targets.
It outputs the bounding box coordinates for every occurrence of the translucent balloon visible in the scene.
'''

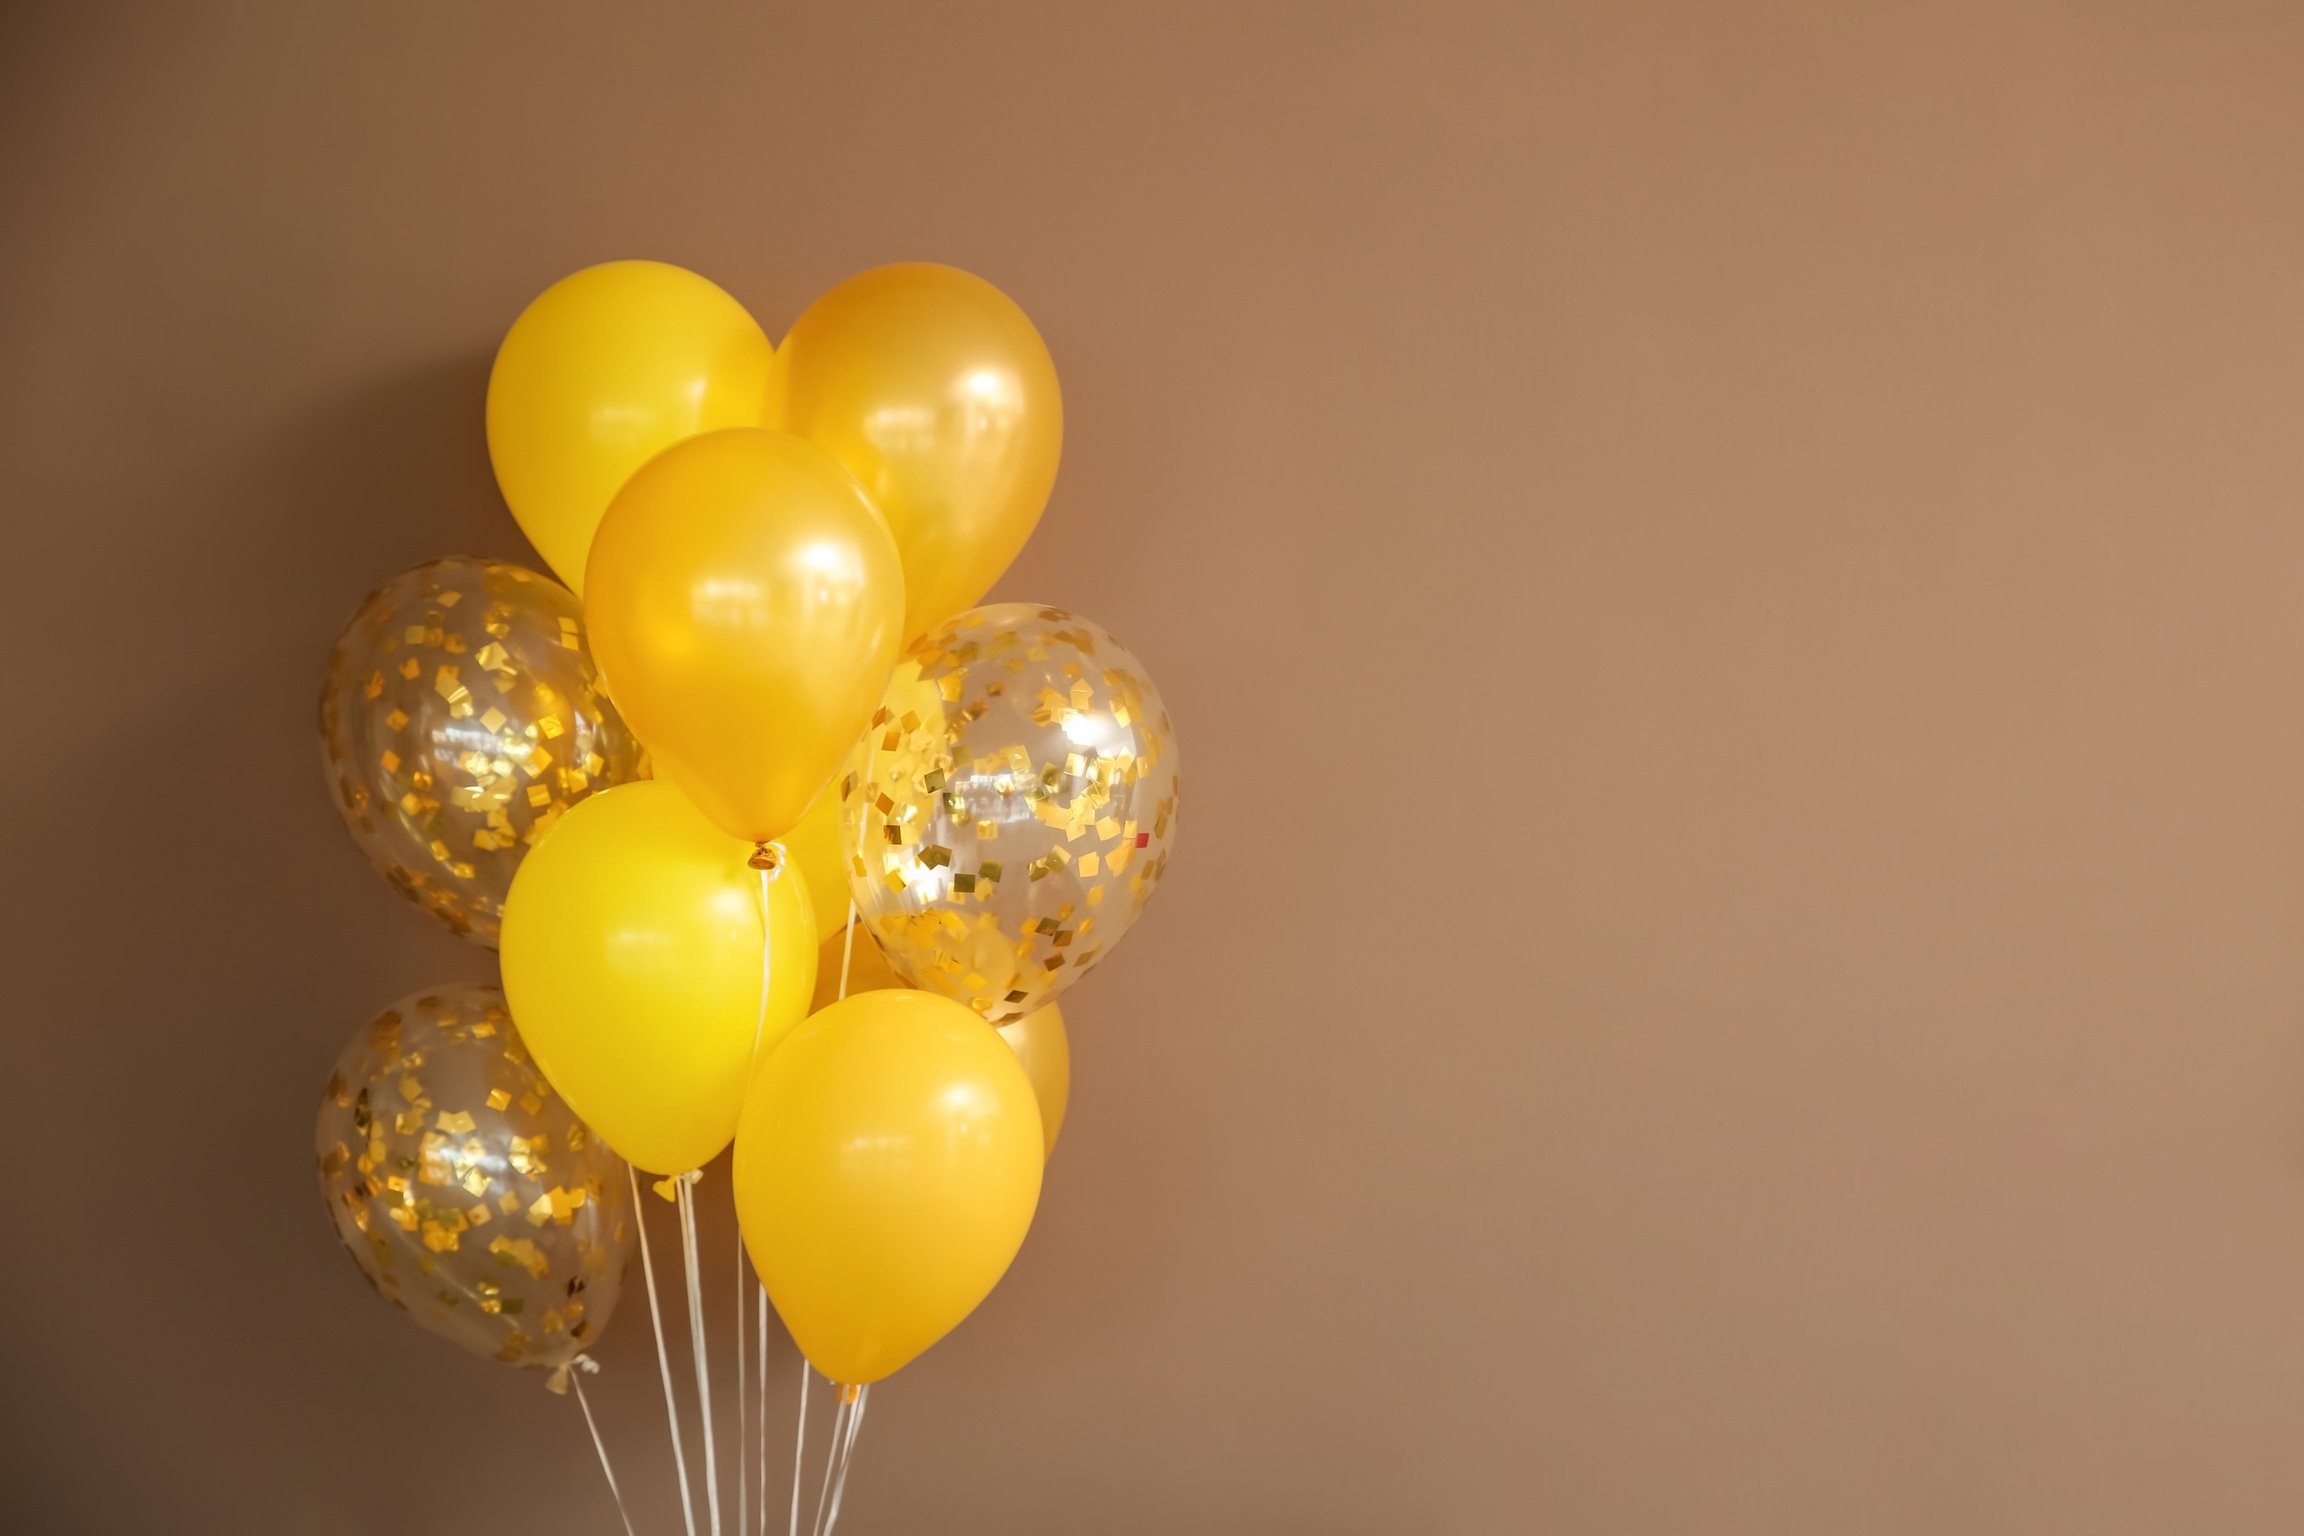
[317,557,646,946]
[315,983,634,1370]
[838,603,1179,1023]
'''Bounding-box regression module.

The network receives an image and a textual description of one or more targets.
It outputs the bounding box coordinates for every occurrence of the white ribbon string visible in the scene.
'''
[752,861,779,1063]
[757,1285,770,1535]
[743,854,782,1536]
[566,1356,640,1536]
[835,902,859,1003]
[629,1164,700,1536]
[788,1364,809,1536]
[675,1173,724,1536]
[808,1393,850,1536]
[818,1386,871,1536]
[735,1233,749,1536]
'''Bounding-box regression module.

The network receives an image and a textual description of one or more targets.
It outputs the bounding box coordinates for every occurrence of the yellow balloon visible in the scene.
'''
[810,925,1070,1156]
[584,428,905,846]
[500,781,818,1174]
[734,990,1043,1385]
[997,1005,1069,1158]
[487,261,773,593]
[769,264,1061,640]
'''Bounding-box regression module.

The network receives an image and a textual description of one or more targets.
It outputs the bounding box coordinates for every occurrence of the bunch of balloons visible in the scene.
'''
[311,258,1180,1512]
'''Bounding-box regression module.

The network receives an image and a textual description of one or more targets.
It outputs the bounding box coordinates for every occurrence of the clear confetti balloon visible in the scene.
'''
[315,983,634,1370]
[839,603,1179,1024]
[318,556,646,946]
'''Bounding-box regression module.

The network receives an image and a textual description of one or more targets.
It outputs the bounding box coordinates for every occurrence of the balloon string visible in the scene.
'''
[675,1172,724,1536]
[818,1386,871,1536]
[629,1163,700,1536]
[757,1283,771,1536]
[808,1392,849,1536]
[837,778,867,1002]
[788,1362,809,1536]
[735,1215,749,1536]
[836,900,859,1002]
[567,1357,640,1536]
[752,863,779,1067]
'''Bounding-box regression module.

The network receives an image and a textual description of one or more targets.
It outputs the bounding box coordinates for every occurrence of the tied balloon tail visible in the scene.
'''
[788,1362,809,1536]
[562,1355,640,1536]
[674,1170,724,1536]
[818,1385,871,1536]
[630,1163,701,1536]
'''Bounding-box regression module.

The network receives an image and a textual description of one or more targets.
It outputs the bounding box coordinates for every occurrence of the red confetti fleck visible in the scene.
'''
[1135,832,1150,847]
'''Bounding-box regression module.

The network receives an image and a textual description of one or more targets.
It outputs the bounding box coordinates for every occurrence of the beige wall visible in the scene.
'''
[7,3,2304,1531]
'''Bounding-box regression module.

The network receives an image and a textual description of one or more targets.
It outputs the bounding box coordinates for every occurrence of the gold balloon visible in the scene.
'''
[500,781,820,1175]
[315,983,634,1370]
[318,557,647,946]
[733,990,1044,1386]
[769,263,1061,640]
[584,428,905,846]
[812,924,1069,1156]
[486,260,774,593]
[840,603,1179,1023]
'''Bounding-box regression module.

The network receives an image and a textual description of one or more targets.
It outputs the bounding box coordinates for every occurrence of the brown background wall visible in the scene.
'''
[7,3,2304,1532]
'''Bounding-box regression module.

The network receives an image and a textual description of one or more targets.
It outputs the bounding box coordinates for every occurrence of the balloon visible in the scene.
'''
[998,1003,1071,1159]
[500,781,818,1174]
[584,428,905,846]
[811,925,1070,1156]
[317,557,647,946]
[486,261,773,593]
[315,983,634,1370]
[733,990,1043,1385]
[839,603,1179,1023]
[769,264,1061,640]
[781,785,857,945]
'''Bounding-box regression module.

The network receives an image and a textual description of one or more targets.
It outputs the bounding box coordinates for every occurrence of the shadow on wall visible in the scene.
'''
[0,351,559,1526]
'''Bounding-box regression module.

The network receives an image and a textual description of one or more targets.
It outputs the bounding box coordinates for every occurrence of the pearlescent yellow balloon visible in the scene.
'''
[998,1004,1070,1158]
[769,264,1061,640]
[811,926,1070,1156]
[487,261,773,593]
[500,781,818,1174]
[584,428,905,845]
[734,990,1043,1385]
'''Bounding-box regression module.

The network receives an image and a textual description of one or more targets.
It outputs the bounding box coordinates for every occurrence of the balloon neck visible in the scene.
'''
[748,841,785,876]
[836,1381,864,1406]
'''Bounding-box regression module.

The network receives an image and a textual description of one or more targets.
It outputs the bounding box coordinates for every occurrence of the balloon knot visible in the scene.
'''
[748,841,784,875]
[545,1355,600,1396]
